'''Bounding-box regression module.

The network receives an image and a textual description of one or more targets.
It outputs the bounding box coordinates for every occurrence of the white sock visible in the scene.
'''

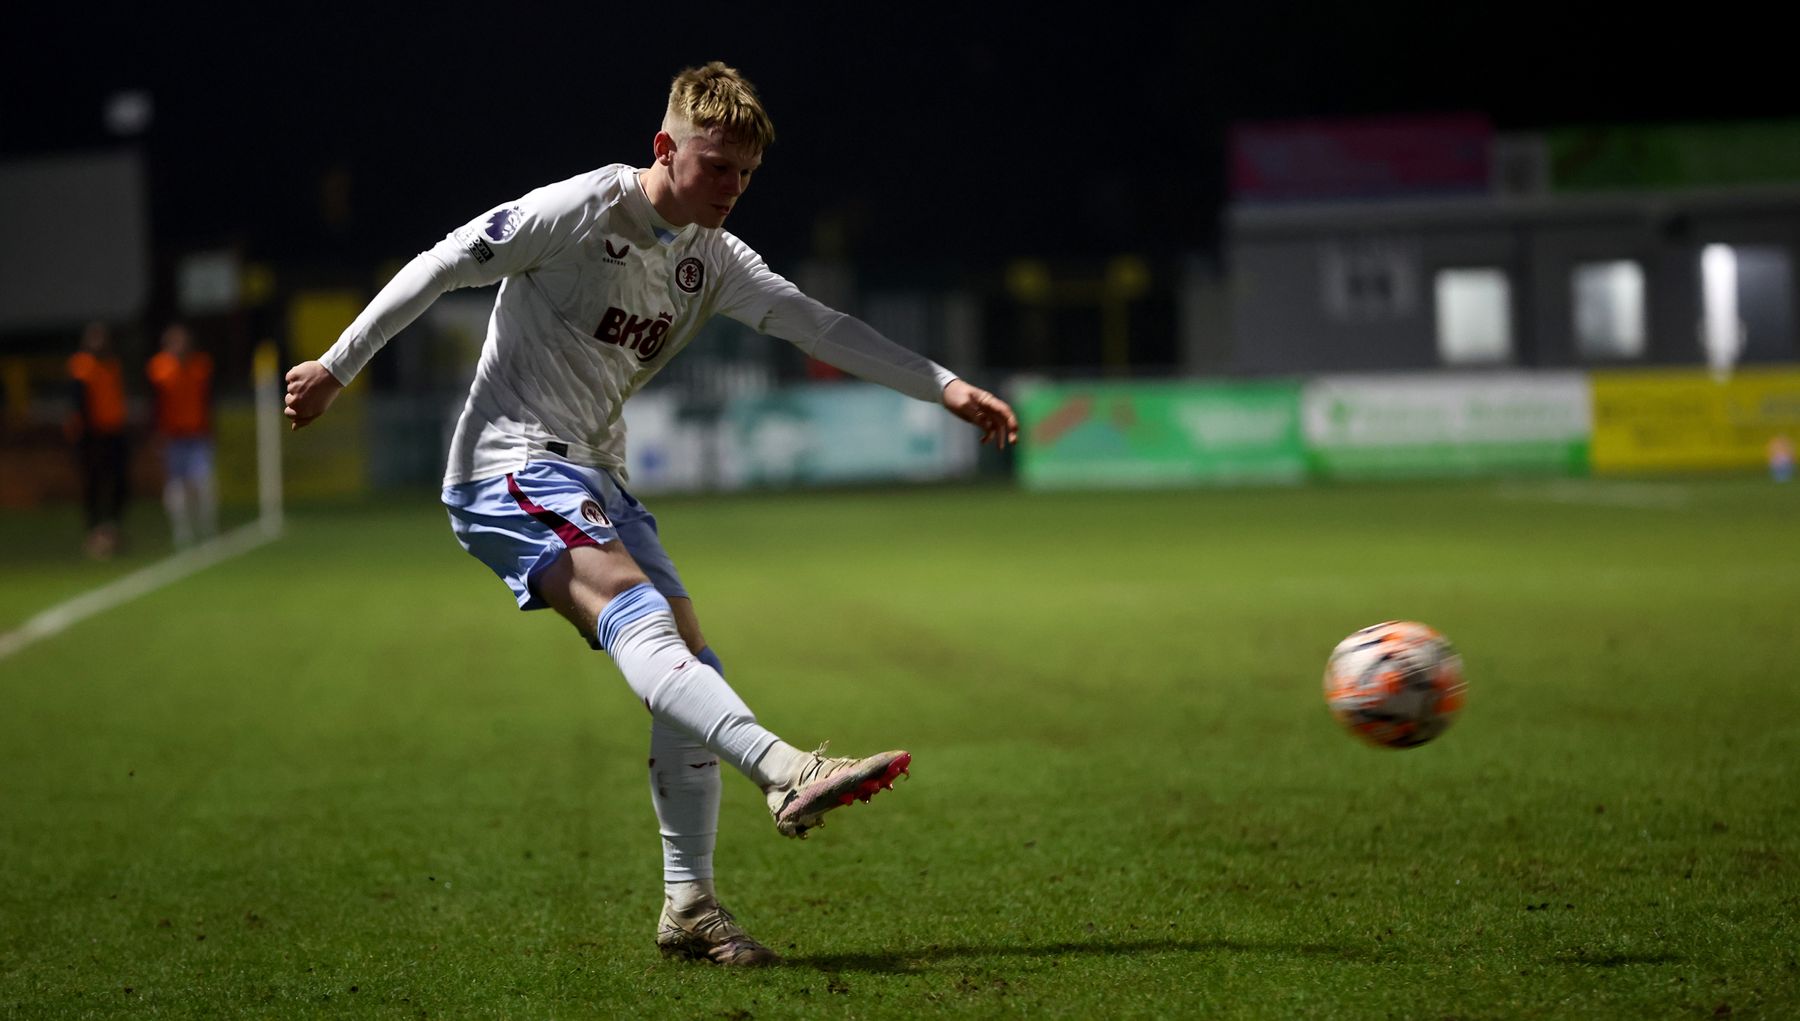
[649,719,720,885]
[163,479,191,548]
[194,473,218,538]
[665,877,716,913]
[749,741,813,789]
[599,588,780,777]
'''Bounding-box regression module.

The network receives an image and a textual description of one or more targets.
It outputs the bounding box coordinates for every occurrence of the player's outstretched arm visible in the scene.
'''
[283,240,488,433]
[942,379,1019,449]
[283,360,344,431]
[745,283,1019,448]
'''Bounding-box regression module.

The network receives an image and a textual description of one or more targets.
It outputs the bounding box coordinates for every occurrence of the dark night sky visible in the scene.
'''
[6,4,1796,279]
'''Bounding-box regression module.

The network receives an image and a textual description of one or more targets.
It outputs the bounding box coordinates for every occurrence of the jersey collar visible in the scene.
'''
[630,167,694,247]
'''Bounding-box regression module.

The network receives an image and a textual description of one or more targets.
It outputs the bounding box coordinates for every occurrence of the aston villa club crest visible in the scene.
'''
[580,500,611,527]
[676,258,704,293]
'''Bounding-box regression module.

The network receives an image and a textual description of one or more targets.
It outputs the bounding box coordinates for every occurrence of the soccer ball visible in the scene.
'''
[1323,620,1466,749]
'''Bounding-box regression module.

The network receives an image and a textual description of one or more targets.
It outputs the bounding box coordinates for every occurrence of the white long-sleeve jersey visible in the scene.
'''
[319,163,958,486]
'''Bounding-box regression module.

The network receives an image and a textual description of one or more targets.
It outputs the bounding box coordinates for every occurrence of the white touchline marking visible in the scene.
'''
[0,519,280,662]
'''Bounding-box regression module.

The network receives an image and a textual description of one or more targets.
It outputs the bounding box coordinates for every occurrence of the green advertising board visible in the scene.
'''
[1016,379,1306,489]
[1302,373,1591,478]
[1548,120,1800,192]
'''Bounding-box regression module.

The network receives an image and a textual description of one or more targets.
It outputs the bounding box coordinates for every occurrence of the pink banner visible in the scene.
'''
[1231,114,1493,201]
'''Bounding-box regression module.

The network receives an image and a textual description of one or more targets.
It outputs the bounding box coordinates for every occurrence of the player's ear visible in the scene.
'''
[652,131,677,166]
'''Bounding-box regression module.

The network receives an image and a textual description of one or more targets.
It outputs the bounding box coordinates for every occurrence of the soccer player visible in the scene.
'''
[66,321,130,559]
[146,322,218,548]
[281,61,1018,966]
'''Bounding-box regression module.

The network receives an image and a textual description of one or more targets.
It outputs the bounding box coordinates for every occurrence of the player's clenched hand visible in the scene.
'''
[284,360,343,431]
[942,378,1019,449]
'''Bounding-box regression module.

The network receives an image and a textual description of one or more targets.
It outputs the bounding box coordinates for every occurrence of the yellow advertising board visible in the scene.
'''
[276,290,369,500]
[1590,367,1800,473]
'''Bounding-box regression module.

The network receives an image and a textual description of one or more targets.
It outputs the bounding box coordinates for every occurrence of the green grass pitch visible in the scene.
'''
[2,478,1797,1018]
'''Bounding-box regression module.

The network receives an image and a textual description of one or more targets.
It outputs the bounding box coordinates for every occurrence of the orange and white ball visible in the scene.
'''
[1324,620,1466,749]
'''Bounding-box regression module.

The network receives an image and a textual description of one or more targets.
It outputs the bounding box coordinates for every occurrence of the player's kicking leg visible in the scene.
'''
[572,562,914,837]
[581,577,913,840]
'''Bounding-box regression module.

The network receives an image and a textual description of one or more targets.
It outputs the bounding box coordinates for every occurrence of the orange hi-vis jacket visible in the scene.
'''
[147,351,214,438]
[68,351,128,435]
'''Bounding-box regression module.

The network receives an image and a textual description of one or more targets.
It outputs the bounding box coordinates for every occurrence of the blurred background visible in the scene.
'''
[5,4,1800,533]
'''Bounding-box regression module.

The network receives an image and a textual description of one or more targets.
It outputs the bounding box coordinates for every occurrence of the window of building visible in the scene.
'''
[1572,260,1646,359]
[1321,240,1419,322]
[1701,243,1795,373]
[1433,268,1513,364]
[1701,244,1741,374]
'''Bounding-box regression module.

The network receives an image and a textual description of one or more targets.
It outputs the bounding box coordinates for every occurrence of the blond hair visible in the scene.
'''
[662,61,775,152]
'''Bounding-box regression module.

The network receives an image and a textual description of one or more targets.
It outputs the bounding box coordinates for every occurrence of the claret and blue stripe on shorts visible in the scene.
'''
[442,460,688,620]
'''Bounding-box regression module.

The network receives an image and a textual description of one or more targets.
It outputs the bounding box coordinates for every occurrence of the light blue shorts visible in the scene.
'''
[441,461,688,612]
[164,437,214,481]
